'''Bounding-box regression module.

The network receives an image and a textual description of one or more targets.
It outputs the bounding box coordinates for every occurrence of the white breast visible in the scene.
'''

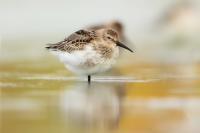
[50,45,119,75]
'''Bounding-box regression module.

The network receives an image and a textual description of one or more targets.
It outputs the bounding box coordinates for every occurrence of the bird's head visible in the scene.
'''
[102,29,133,53]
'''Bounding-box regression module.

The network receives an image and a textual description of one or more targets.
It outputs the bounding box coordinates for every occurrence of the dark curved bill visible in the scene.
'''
[116,41,133,53]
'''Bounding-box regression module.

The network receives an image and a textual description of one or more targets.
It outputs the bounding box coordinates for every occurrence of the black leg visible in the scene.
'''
[88,75,91,84]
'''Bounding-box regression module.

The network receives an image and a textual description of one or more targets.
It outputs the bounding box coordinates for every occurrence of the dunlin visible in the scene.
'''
[46,29,133,83]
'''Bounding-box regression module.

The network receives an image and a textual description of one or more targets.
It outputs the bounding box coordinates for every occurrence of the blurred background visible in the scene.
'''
[1,0,200,63]
[1,0,200,133]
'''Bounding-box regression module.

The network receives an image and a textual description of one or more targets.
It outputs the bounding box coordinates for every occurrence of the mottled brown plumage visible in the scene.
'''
[46,29,97,53]
[94,45,114,59]
[87,21,124,40]
[87,21,123,34]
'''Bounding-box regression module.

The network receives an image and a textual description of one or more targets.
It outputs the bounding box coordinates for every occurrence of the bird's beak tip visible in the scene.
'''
[116,41,134,53]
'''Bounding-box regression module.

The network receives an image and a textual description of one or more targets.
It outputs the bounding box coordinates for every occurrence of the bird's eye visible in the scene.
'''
[107,36,111,40]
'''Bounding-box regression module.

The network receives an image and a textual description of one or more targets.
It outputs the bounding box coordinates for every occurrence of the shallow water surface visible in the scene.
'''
[1,61,200,133]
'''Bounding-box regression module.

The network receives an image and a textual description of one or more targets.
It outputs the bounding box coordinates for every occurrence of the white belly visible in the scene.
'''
[51,45,119,75]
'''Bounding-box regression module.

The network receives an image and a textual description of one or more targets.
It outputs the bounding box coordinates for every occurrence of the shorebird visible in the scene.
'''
[46,29,133,83]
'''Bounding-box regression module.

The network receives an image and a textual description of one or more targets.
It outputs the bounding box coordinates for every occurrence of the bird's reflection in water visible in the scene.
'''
[59,82,125,129]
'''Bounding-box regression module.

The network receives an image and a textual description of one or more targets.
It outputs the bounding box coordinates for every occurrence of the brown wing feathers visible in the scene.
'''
[45,30,95,52]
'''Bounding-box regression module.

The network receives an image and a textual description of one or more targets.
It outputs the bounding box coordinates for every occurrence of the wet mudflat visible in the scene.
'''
[1,60,200,133]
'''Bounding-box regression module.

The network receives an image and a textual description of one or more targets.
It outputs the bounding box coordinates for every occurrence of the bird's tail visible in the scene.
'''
[45,43,58,50]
